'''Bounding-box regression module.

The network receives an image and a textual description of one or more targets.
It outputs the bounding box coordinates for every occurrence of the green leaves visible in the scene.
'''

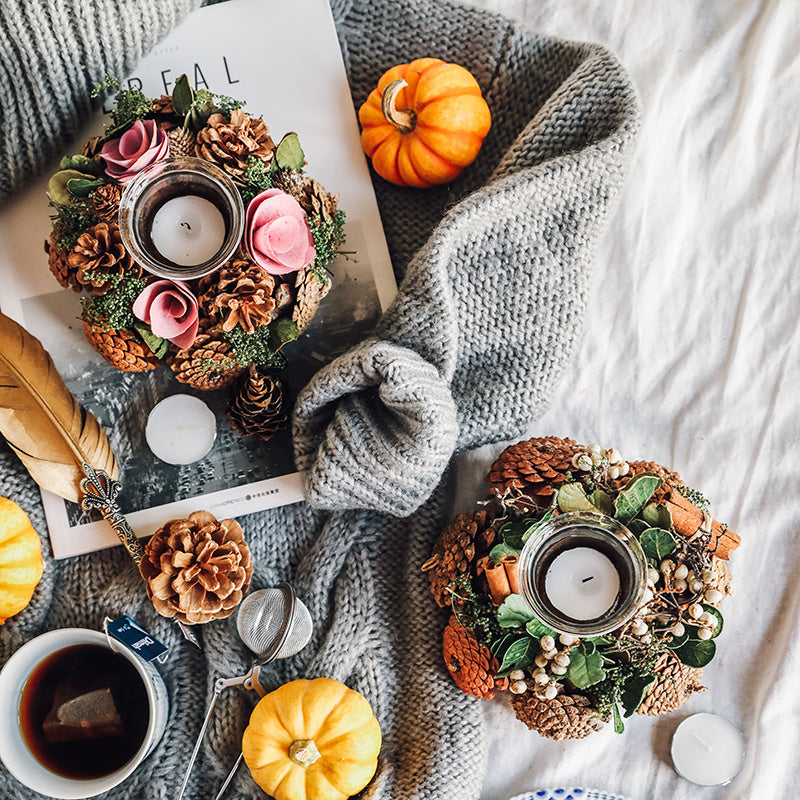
[567,640,607,689]
[496,635,538,677]
[525,618,558,639]
[267,317,299,351]
[496,594,535,628]
[589,488,615,516]
[620,672,656,718]
[274,132,305,171]
[171,74,194,116]
[59,154,105,177]
[699,605,724,638]
[673,635,717,668]
[48,170,97,206]
[640,527,677,562]
[557,482,599,513]
[488,541,518,563]
[614,473,663,523]
[133,323,168,359]
[642,502,673,530]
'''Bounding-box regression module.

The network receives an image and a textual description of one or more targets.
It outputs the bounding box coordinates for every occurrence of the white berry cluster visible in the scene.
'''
[571,443,630,482]
[508,633,579,699]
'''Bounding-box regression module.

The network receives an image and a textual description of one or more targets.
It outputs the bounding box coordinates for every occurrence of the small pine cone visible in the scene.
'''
[637,652,706,716]
[195,108,275,185]
[82,319,160,372]
[81,136,103,158]
[152,94,177,128]
[511,691,605,740]
[272,172,338,222]
[228,365,289,441]
[423,508,497,607]
[167,326,244,390]
[293,267,331,333]
[68,221,140,294]
[92,184,123,223]
[45,231,81,292]
[487,436,581,512]
[442,616,499,699]
[274,282,294,312]
[139,511,253,625]
[198,257,276,333]
[168,126,197,158]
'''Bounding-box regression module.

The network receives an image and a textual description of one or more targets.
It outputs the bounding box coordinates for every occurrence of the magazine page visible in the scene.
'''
[0,0,396,558]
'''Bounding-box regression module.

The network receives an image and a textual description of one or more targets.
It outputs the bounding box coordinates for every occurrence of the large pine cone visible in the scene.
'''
[82,319,160,372]
[67,221,139,294]
[199,257,277,333]
[637,652,706,716]
[139,511,253,624]
[423,508,497,607]
[442,616,499,699]
[487,436,581,511]
[167,326,244,390]
[92,184,123,223]
[293,267,331,333]
[511,691,605,740]
[45,231,81,292]
[195,109,275,185]
[272,171,339,222]
[228,365,289,441]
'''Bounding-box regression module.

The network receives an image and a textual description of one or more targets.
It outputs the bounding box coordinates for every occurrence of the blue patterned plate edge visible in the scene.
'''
[508,789,631,800]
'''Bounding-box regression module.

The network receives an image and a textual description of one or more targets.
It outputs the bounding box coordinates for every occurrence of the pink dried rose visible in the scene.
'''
[133,279,199,349]
[245,188,316,275]
[101,119,170,184]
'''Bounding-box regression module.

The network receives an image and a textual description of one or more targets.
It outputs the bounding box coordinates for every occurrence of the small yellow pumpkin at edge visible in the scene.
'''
[0,497,44,625]
[358,57,492,188]
[242,677,382,800]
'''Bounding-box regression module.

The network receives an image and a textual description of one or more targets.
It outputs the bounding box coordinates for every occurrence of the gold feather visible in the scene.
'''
[0,311,118,503]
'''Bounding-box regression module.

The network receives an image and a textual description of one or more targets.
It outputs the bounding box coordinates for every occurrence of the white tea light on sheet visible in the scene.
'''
[145,394,217,465]
[671,713,744,786]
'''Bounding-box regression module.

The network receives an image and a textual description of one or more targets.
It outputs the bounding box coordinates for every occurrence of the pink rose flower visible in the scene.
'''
[101,119,170,185]
[133,279,199,350]
[245,188,315,275]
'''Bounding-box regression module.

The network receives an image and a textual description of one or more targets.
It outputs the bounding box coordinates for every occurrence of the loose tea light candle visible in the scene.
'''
[671,713,745,785]
[145,394,217,465]
[150,196,226,266]
[544,546,621,620]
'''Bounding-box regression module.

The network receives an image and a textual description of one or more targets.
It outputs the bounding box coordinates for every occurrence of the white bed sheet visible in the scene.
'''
[454,2,800,799]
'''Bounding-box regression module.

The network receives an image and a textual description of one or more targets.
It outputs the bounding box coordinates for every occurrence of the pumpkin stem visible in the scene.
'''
[289,739,322,767]
[381,79,417,134]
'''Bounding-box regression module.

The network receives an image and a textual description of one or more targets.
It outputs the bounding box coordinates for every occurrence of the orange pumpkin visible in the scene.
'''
[0,497,44,624]
[358,58,491,188]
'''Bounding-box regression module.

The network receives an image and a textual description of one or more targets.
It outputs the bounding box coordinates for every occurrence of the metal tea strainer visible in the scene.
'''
[175,583,312,800]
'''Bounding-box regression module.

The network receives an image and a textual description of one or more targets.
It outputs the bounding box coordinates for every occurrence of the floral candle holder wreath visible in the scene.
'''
[424,436,740,740]
[44,75,346,442]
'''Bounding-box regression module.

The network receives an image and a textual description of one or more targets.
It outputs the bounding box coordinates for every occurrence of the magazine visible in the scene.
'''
[0,0,396,558]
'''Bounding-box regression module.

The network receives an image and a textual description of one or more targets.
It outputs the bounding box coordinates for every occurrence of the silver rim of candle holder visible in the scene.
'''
[517,511,648,637]
[118,156,244,281]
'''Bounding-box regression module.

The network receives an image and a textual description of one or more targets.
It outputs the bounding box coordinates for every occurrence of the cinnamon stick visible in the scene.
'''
[484,561,511,605]
[500,554,522,595]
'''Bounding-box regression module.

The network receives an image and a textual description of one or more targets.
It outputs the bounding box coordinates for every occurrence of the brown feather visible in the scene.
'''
[0,311,118,503]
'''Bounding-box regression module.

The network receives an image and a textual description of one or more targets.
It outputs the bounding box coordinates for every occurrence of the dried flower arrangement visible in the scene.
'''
[424,436,740,739]
[44,75,346,441]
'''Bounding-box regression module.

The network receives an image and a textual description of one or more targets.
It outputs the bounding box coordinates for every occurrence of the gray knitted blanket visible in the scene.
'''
[0,1,639,798]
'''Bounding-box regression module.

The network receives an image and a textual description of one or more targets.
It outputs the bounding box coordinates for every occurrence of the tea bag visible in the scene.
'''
[43,686,125,743]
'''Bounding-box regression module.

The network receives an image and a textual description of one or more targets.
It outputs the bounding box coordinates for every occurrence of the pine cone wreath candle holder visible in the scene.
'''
[426,436,740,740]
[44,73,347,443]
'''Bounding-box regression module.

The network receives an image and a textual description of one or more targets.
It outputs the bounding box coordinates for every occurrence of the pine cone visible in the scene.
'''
[487,436,581,511]
[152,94,177,129]
[92,184,123,223]
[423,509,497,607]
[227,365,289,441]
[82,319,160,372]
[139,511,253,624]
[195,109,275,185]
[82,136,103,158]
[637,652,706,716]
[167,326,244,390]
[167,127,197,158]
[442,616,499,699]
[511,691,605,740]
[198,257,276,333]
[45,231,81,292]
[272,171,338,222]
[293,267,331,333]
[68,221,139,295]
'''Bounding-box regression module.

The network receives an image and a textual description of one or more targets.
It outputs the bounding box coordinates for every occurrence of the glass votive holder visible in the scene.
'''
[518,511,648,637]
[118,157,244,280]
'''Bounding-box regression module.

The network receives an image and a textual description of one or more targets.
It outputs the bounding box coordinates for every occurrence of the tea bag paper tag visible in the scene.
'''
[106,616,169,663]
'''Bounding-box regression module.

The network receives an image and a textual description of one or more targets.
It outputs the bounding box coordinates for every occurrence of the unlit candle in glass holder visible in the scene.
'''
[150,195,226,266]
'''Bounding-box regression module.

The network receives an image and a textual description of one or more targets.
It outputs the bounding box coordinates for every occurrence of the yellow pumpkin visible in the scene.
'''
[358,57,491,188]
[0,497,44,624]
[242,677,381,800]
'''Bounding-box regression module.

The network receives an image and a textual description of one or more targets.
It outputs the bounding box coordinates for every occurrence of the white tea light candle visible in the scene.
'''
[150,196,226,266]
[671,713,745,786]
[145,394,217,465]
[544,546,621,620]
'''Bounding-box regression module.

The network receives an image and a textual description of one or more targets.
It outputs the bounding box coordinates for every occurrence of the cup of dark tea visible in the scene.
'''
[0,628,169,798]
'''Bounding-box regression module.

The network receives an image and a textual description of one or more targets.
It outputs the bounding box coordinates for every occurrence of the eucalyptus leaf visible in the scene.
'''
[699,604,724,638]
[67,177,105,197]
[665,630,689,650]
[521,510,554,543]
[642,502,673,530]
[627,518,650,537]
[268,317,299,351]
[496,594,536,628]
[615,473,663,523]
[620,672,656,717]
[488,541,519,563]
[48,169,96,206]
[274,132,305,171]
[497,635,538,677]
[589,488,615,516]
[525,617,558,639]
[171,74,195,115]
[640,527,677,562]
[557,482,598,513]
[612,703,625,734]
[567,640,606,689]
[133,323,169,359]
[673,636,717,668]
